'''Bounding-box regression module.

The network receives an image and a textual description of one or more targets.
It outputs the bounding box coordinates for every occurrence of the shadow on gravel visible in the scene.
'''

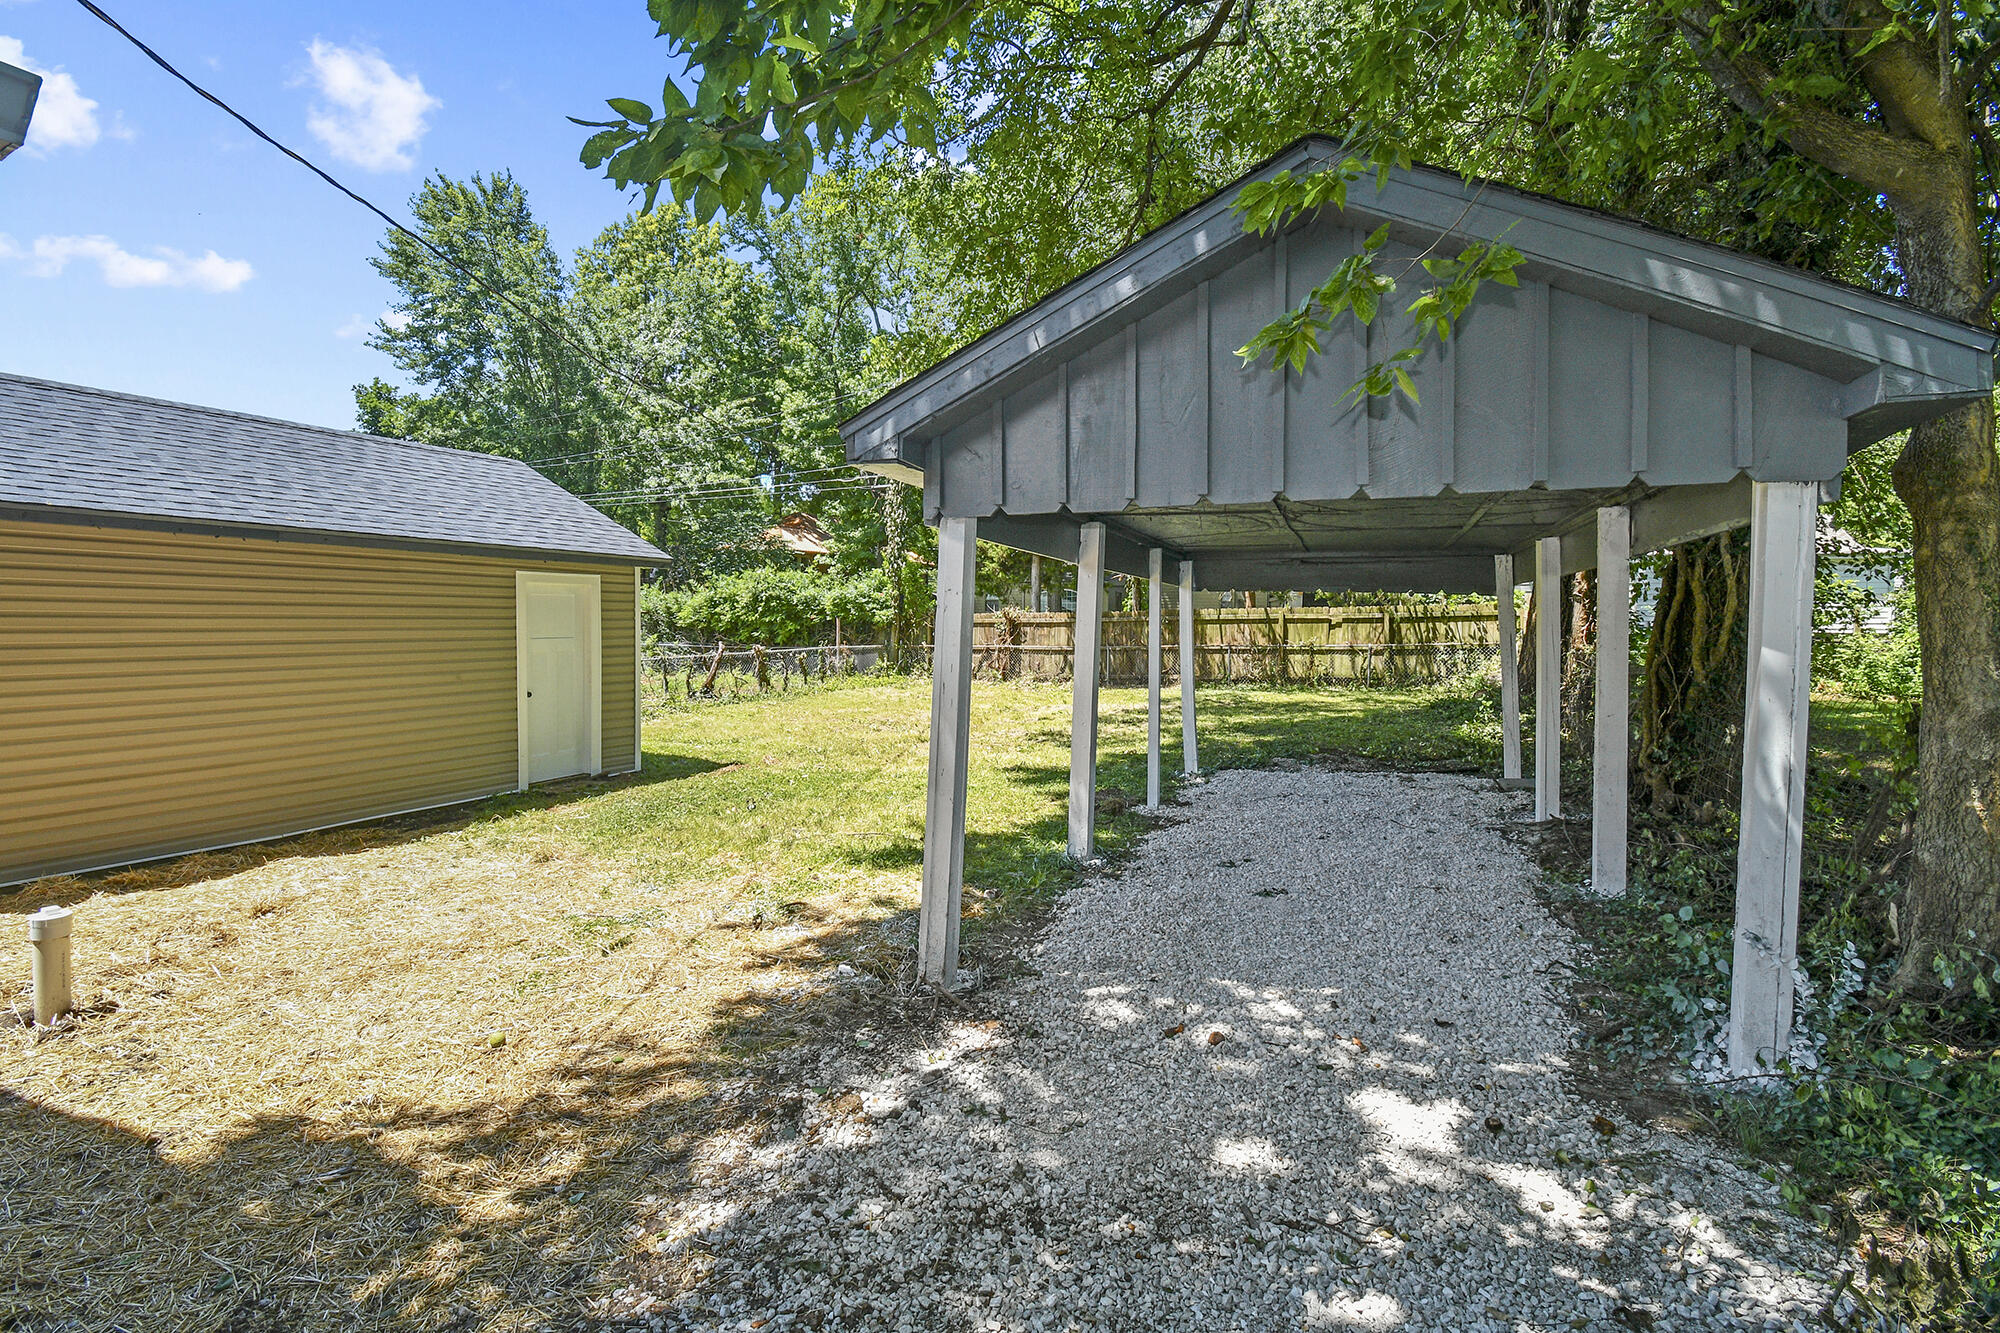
[599,769,1841,1333]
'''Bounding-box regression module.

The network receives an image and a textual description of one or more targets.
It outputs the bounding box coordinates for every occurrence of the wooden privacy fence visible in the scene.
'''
[973,607,1501,685]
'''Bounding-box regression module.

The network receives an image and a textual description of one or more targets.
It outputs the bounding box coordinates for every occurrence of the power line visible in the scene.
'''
[583,478,893,505]
[583,478,891,503]
[575,469,884,497]
[71,0,672,408]
[530,457,875,493]
[73,0,902,518]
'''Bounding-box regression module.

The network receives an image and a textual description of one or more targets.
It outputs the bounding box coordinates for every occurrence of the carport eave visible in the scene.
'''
[841,138,1997,467]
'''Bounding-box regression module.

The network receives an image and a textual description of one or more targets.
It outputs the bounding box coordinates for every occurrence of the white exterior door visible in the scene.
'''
[516,573,601,787]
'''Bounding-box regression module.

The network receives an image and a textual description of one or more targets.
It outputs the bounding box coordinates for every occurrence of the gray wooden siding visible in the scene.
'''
[922,213,1854,522]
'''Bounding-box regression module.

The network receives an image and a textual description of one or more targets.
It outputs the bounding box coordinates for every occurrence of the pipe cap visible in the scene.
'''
[28,905,72,942]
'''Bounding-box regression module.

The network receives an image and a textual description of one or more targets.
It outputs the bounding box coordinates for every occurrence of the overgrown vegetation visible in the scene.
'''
[640,566,893,646]
[1558,699,2000,1328]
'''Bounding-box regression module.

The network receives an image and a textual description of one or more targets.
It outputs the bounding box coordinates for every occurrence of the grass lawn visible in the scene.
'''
[0,677,1497,1332]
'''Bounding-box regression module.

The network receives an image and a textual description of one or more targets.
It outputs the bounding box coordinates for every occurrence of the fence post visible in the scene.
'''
[700,641,726,696]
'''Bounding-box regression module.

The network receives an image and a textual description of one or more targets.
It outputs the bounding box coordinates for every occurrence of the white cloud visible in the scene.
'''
[0,36,103,152]
[1,233,253,291]
[301,39,438,171]
[336,309,410,339]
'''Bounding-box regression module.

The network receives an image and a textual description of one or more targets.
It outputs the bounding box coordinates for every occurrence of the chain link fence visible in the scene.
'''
[644,643,885,709]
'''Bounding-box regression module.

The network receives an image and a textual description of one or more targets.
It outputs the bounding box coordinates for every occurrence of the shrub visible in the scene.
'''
[1820,623,1921,699]
[644,565,894,646]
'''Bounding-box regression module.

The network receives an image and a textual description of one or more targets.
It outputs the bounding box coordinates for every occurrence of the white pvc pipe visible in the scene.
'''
[29,905,73,1026]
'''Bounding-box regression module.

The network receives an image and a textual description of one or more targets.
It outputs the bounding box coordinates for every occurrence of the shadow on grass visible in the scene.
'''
[0,686,1496,1331]
[0,893,957,1333]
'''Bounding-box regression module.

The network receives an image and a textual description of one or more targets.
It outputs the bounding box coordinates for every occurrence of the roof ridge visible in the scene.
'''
[0,370,527,468]
[843,133,1993,449]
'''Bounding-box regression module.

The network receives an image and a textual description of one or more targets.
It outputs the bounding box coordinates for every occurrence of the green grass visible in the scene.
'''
[457,676,1502,945]
[21,671,1981,1329]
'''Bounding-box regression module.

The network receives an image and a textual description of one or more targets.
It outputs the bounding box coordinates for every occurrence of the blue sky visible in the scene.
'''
[0,0,686,429]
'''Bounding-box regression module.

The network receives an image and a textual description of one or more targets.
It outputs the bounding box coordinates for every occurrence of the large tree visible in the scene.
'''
[571,203,787,580]
[582,0,2000,992]
[356,169,920,588]
[360,172,614,497]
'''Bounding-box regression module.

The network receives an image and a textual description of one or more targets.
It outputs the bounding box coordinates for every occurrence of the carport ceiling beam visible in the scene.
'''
[1512,479,1810,574]
[976,513,1177,579]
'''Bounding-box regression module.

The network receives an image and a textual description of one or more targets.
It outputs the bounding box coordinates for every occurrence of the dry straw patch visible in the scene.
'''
[0,786,913,1331]
[0,679,1460,1330]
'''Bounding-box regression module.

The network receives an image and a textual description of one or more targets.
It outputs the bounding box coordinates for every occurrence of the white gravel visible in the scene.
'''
[610,768,1853,1332]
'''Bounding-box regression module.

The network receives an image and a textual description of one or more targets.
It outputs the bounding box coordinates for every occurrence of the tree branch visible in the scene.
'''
[1837,0,1966,152]
[700,0,984,143]
[1672,5,1953,205]
[1136,0,1239,118]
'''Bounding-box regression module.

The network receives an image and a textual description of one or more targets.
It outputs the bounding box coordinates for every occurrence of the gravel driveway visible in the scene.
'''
[617,768,1847,1332]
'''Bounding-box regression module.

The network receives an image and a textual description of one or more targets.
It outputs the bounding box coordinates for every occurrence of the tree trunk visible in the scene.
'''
[1635,533,1749,814]
[1564,570,1597,762]
[1677,1,2000,993]
[1882,168,2000,989]
[1890,396,2000,988]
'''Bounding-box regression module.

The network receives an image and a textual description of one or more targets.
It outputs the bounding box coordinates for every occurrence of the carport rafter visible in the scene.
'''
[848,139,1993,1066]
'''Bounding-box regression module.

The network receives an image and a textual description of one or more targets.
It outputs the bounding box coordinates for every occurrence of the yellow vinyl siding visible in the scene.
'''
[0,518,640,884]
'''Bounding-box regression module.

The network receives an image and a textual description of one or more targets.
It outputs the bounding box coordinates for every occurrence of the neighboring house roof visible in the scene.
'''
[0,372,665,564]
[763,512,835,559]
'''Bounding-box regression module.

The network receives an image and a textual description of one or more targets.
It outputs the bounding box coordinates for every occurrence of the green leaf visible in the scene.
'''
[580,128,632,169]
[607,97,655,123]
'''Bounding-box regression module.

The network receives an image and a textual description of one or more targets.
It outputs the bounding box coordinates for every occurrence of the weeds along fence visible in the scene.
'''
[645,643,885,707]
[970,639,1500,687]
[643,607,1503,708]
[975,606,1501,687]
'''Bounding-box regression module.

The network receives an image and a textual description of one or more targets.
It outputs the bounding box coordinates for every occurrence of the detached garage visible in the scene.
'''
[0,373,664,885]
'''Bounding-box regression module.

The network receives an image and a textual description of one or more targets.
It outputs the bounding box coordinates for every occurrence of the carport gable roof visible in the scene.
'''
[0,372,665,564]
[843,135,1995,496]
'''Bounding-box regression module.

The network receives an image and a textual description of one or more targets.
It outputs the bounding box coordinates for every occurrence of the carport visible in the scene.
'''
[840,137,1994,1069]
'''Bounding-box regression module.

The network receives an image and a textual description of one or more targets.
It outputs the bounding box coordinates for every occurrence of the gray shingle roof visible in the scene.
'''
[0,372,664,563]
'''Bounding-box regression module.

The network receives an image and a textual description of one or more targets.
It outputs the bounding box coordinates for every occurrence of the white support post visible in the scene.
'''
[1029,554,1042,612]
[1593,507,1632,896]
[1068,522,1107,859]
[1179,559,1198,774]
[1146,549,1164,809]
[1727,481,1818,1070]
[920,516,978,987]
[1534,535,1563,821]
[1495,554,1522,782]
